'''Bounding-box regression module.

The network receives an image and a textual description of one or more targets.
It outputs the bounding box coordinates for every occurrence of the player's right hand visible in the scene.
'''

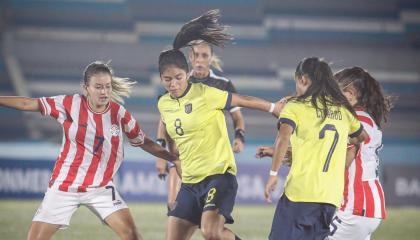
[264,175,278,203]
[255,146,274,159]
[156,158,167,180]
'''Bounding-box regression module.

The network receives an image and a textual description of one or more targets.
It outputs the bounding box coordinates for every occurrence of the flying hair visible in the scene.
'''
[158,9,233,74]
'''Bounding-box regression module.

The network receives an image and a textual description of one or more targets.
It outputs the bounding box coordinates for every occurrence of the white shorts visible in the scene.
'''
[328,210,381,240]
[33,182,128,229]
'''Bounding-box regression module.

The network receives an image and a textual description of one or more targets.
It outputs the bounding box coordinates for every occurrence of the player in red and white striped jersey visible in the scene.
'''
[0,61,180,240]
[329,67,394,240]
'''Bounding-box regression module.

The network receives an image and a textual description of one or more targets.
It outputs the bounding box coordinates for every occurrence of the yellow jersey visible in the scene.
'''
[279,98,363,207]
[158,83,236,183]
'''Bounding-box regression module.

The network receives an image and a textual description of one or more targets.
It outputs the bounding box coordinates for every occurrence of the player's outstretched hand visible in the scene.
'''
[264,175,278,203]
[255,146,274,159]
[272,97,289,117]
[156,158,167,180]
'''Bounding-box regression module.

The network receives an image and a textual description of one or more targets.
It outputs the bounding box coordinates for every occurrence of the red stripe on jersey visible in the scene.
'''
[122,110,140,139]
[363,181,375,217]
[340,169,350,211]
[100,103,120,187]
[78,113,104,192]
[357,115,374,127]
[375,180,387,219]
[49,96,73,188]
[352,150,365,216]
[46,98,59,119]
[59,99,88,192]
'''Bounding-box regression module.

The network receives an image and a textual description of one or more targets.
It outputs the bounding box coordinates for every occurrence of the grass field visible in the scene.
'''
[0,200,419,240]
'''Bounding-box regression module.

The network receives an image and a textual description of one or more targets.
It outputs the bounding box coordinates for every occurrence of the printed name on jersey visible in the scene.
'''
[110,124,120,136]
[185,103,192,114]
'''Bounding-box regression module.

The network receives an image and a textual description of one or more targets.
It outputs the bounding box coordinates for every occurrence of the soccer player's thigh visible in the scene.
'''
[81,184,134,235]
[329,211,381,240]
[202,173,238,226]
[167,184,201,239]
[29,189,80,238]
[167,164,182,209]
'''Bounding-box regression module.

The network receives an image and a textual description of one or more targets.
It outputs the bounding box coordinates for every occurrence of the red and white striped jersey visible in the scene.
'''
[340,108,386,219]
[38,94,145,192]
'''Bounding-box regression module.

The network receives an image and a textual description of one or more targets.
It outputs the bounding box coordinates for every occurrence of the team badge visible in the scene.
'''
[110,124,120,136]
[185,103,193,114]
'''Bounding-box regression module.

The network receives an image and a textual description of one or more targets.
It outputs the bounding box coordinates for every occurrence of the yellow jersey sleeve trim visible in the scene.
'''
[278,117,297,133]
[349,124,364,138]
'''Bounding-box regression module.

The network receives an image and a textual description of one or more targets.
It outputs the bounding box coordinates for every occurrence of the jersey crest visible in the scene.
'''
[185,103,193,114]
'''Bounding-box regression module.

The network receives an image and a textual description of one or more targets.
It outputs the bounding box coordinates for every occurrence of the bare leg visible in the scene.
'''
[105,208,142,240]
[201,210,238,240]
[167,167,182,210]
[166,216,197,240]
[27,221,60,240]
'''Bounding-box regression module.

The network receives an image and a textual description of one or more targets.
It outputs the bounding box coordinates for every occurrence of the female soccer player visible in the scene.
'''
[155,41,246,212]
[329,67,393,240]
[157,9,284,240]
[264,57,368,240]
[0,61,179,240]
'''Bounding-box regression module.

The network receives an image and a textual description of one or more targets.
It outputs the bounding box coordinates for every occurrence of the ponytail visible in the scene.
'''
[158,9,232,74]
[334,67,395,127]
[294,57,355,120]
[211,54,223,72]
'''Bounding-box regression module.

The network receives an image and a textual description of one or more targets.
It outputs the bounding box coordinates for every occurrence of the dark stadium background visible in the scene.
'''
[0,0,419,239]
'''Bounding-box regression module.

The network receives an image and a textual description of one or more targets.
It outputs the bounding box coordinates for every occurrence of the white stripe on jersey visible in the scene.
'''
[53,95,81,192]
[68,109,96,191]
[209,69,230,82]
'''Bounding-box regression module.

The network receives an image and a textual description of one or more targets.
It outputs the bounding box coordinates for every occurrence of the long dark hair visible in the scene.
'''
[293,57,356,120]
[334,67,395,127]
[158,9,233,74]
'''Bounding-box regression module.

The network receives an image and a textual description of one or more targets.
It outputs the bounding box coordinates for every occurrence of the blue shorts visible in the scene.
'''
[269,194,336,240]
[168,172,238,226]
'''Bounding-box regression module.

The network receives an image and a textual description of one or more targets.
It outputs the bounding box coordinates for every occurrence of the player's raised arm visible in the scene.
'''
[231,94,286,117]
[0,96,40,112]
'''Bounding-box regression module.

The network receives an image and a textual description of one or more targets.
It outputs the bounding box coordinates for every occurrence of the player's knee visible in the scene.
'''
[119,226,140,240]
[201,227,222,240]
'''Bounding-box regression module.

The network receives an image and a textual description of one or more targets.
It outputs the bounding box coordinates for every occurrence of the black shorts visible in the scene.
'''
[168,172,238,226]
[269,194,336,240]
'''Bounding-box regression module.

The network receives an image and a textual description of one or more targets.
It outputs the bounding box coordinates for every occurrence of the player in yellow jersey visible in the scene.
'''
[157,10,284,240]
[262,57,368,240]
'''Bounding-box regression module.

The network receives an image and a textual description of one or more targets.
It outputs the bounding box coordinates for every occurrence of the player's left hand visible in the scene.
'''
[264,175,278,203]
[233,138,244,153]
[272,97,289,117]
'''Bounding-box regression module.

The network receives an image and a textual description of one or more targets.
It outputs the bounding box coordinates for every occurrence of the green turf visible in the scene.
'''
[0,200,419,239]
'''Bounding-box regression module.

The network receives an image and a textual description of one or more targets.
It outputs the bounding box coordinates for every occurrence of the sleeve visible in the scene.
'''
[37,95,69,124]
[121,109,146,147]
[348,111,364,138]
[226,80,241,113]
[277,102,298,132]
[203,85,232,111]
